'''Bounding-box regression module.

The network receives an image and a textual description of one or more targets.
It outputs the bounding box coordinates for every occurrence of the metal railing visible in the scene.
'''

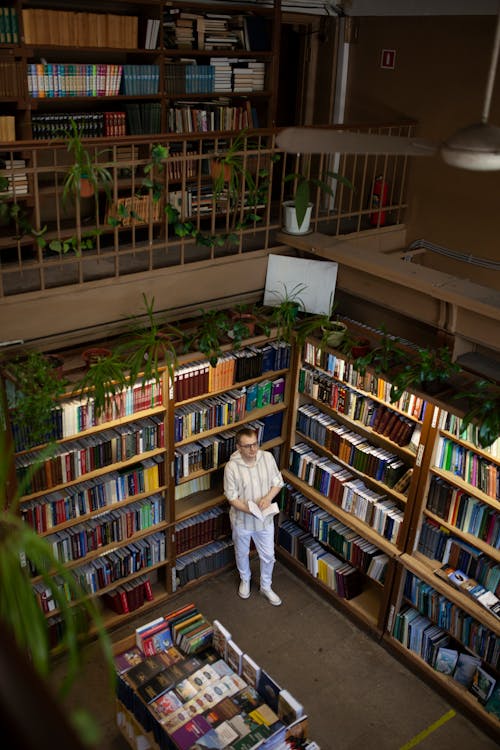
[0,122,415,297]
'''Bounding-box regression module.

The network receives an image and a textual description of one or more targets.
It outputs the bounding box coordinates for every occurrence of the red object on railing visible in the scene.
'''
[370,175,388,226]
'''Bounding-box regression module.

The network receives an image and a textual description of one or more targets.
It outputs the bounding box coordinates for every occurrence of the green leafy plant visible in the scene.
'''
[454,379,500,449]
[73,349,129,420]
[142,143,169,203]
[4,351,67,448]
[295,297,347,349]
[0,428,115,745]
[354,327,410,380]
[284,165,353,229]
[118,293,183,386]
[390,346,460,402]
[187,308,233,367]
[265,282,307,343]
[0,176,48,247]
[46,228,103,255]
[62,119,112,206]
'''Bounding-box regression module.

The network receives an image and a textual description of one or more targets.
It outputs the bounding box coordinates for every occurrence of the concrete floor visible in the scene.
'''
[54,559,498,750]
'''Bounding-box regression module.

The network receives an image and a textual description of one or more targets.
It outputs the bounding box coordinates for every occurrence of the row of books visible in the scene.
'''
[21,8,138,48]
[174,473,211,502]
[166,100,259,135]
[298,365,420,449]
[165,59,265,95]
[45,493,165,564]
[417,517,500,596]
[121,65,161,96]
[434,436,499,499]
[174,343,291,403]
[15,416,165,494]
[296,403,408,490]
[27,63,125,98]
[0,60,24,97]
[174,389,247,441]
[162,8,271,53]
[31,111,127,140]
[174,414,283,483]
[15,378,163,451]
[302,342,428,421]
[125,102,162,135]
[279,485,389,583]
[175,507,230,555]
[20,457,164,533]
[426,475,500,546]
[435,564,500,620]
[278,518,364,600]
[115,605,313,750]
[438,408,500,460]
[74,531,166,595]
[102,574,155,615]
[289,443,404,544]
[174,377,284,441]
[403,572,499,668]
[0,7,18,44]
[393,605,500,720]
[175,538,234,588]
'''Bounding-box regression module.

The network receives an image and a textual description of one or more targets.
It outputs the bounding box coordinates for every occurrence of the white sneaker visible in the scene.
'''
[260,587,282,606]
[238,580,251,599]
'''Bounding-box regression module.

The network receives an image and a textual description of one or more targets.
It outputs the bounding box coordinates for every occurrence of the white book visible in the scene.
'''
[247,500,279,521]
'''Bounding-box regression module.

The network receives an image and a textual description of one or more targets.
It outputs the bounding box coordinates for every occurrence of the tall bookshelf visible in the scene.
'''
[276,335,434,635]
[171,337,292,591]
[2,329,292,642]
[0,0,281,142]
[384,403,500,736]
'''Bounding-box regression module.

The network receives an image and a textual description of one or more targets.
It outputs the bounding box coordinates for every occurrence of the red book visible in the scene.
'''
[142,577,154,601]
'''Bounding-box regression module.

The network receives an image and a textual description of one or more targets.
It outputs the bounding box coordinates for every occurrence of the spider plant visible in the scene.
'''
[73,349,129,420]
[265,282,307,344]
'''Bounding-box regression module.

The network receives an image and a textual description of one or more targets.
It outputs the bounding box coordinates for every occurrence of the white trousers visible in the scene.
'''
[232,523,275,590]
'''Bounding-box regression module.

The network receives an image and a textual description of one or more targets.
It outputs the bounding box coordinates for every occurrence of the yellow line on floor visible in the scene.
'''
[399,710,456,750]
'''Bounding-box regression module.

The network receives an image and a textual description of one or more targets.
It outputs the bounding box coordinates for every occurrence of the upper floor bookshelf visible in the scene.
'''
[0,0,281,142]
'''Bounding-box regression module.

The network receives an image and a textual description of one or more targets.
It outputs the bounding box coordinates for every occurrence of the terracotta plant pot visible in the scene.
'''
[228,311,257,337]
[82,347,112,368]
[351,339,371,358]
[79,177,95,198]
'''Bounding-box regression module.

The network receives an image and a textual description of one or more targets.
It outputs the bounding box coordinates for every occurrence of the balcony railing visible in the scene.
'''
[0,122,415,297]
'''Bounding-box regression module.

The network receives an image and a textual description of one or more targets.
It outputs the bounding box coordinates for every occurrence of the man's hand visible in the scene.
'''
[258,495,271,510]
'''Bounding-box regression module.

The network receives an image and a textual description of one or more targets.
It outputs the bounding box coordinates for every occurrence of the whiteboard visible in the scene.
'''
[263,254,338,315]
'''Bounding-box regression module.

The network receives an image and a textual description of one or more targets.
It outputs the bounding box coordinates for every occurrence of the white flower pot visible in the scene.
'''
[282,200,312,235]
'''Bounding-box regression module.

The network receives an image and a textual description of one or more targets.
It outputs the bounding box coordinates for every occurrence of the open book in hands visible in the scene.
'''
[247,500,279,521]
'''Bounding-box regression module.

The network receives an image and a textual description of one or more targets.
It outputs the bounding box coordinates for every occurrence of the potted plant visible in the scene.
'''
[295,298,347,349]
[118,293,184,386]
[338,329,372,359]
[283,164,353,235]
[265,282,307,344]
[4,350,68,448]
[62,119,112,205]
[454,379,500,449]
[390,346,460,402]
[187,308,233,367]
[73,349,129,420]
[354,327,410,379]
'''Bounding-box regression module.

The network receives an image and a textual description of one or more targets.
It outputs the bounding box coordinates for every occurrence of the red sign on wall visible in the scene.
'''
[380,49,396,69]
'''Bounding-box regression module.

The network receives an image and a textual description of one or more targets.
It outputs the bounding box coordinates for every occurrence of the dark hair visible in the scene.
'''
[236,427,258,445]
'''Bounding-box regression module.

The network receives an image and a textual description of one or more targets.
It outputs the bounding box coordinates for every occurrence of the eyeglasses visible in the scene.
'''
[238,442,258,449]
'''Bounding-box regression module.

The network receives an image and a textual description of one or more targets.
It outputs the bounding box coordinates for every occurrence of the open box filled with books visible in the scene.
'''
[113,603,319,750]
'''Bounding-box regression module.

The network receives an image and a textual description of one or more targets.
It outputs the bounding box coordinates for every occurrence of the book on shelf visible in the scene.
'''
[433,646,459,676]
[212,619,232,661]
[452,653,482,688]
[226,639,244,675]
[485,685,500,719]
[256,669,282,713]
[470,665,496,704]
[434,564,500,619]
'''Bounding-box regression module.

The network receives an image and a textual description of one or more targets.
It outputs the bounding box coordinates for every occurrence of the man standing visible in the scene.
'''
[223,427,284,605]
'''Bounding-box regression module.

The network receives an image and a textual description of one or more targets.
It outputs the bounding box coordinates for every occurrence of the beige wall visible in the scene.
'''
[345,15,500,288]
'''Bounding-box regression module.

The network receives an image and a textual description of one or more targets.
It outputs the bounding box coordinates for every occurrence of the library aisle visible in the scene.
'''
[52,560,497,750]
